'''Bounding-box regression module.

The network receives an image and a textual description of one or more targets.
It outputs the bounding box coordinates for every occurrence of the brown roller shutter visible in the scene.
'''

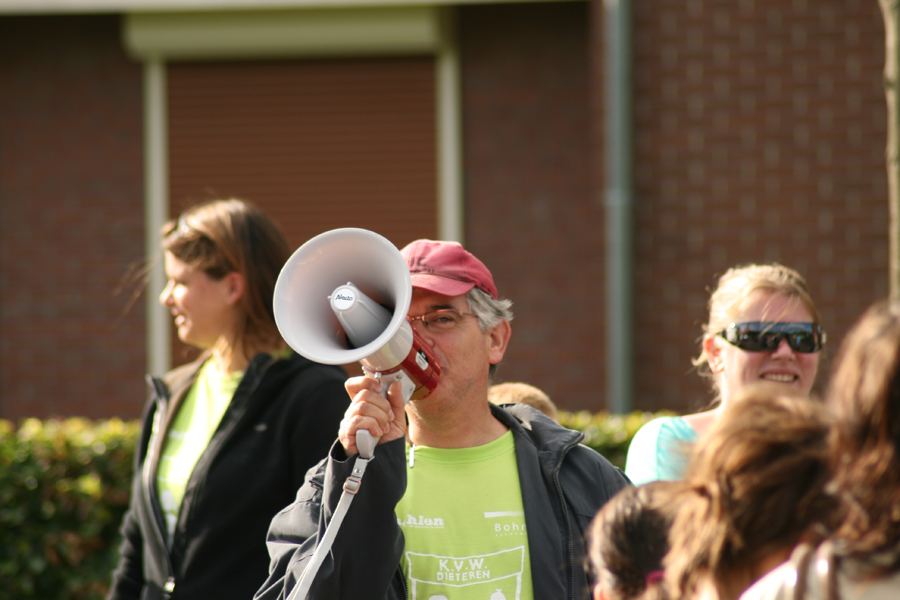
[166,56,437,365]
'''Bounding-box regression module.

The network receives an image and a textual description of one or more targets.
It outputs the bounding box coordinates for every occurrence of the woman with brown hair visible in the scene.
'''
[741,300,900,600]
[626,263,827,485]
[108,199,350,600]
[664,383,838,600]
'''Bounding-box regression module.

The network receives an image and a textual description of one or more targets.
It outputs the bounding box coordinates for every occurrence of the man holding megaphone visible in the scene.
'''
[255,239,630,600]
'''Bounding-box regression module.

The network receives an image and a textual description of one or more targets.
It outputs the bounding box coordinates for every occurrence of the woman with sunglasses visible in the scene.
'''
[625,263,826,485]
[107,199,349,600]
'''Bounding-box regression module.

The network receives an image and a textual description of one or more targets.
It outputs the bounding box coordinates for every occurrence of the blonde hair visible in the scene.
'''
[693,264,821,382]
[162,199,290,361]
[488,382,558,423]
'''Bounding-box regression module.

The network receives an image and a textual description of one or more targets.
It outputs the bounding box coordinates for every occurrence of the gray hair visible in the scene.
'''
[465,287,513,380]
[465,287,514,331]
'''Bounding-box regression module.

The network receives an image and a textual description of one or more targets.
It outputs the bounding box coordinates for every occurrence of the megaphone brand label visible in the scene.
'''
[331,288,357,310]
[415,349,429,370]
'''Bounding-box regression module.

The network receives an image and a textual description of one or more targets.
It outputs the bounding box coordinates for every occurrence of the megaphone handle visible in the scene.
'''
[356,369,414,459]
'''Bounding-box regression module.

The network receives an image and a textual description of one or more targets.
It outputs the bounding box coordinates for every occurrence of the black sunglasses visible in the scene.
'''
[718,321,826,354]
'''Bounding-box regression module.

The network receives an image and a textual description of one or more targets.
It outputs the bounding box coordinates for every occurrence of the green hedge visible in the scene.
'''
[0,411,663,599]
[0,418,140,600]
[559,409,671,470]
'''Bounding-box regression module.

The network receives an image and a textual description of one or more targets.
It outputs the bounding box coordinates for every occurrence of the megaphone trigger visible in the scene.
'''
[355,369,416,459]
[364,367,418,403]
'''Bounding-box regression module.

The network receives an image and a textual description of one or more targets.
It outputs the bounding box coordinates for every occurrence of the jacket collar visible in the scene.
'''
[489,402,583,466]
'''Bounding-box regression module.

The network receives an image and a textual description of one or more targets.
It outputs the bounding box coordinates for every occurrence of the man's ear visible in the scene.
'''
[223,272,245,306]
[704,334,723,374]
[593,583,609,600]
[487,320,512,366]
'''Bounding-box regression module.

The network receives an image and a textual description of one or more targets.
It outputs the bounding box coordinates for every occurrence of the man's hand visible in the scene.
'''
[339,375,407,456]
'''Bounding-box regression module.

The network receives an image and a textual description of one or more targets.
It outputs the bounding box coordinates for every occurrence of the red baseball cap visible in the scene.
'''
[400,240,498,300]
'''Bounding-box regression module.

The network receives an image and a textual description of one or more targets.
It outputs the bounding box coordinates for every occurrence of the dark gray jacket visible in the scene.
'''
[107,352,348,600]
[255,403,631,600]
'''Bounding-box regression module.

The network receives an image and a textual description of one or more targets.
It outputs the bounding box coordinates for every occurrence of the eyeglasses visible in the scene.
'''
[718,321,826,354]
[408,308,477,331]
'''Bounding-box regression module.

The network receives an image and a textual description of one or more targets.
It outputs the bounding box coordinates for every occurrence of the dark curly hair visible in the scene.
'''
[587,481,683,600]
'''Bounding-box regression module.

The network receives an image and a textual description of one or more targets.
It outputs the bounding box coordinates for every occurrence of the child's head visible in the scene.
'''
[588,481,682,600]
[488,382,559,423]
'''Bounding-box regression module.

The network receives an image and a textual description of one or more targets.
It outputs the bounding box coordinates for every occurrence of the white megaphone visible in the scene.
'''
[272,228,440,459]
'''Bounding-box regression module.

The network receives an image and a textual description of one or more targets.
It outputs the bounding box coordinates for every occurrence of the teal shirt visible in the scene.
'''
[624,416,699,485]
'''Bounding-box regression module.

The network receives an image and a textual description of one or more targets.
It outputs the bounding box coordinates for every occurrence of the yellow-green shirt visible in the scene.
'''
[156,359,241,542]
[396,431,534,600]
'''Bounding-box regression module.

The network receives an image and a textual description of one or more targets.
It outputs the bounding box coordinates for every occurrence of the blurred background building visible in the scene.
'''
[0,0,887,419]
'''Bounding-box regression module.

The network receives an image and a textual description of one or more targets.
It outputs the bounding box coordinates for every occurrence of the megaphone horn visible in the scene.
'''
[273,228,440,457]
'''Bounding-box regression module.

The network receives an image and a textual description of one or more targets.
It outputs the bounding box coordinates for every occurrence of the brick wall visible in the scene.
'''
[626,0,888,412]
[460,3,602,411]
[463,0,888,414]
[0,2,891,418]
[0,16,146,419]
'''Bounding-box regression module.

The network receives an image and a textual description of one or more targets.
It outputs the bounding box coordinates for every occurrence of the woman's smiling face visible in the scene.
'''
[159,252,237,351]
[706,289,821,405]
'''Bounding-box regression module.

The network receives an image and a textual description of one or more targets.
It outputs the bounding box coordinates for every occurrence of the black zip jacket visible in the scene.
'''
[107,351,349,600]
[255,403,631,600]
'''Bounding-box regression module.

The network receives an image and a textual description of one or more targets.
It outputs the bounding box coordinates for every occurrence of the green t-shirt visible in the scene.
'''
[396,431,534,600]
[156,359,241,542]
